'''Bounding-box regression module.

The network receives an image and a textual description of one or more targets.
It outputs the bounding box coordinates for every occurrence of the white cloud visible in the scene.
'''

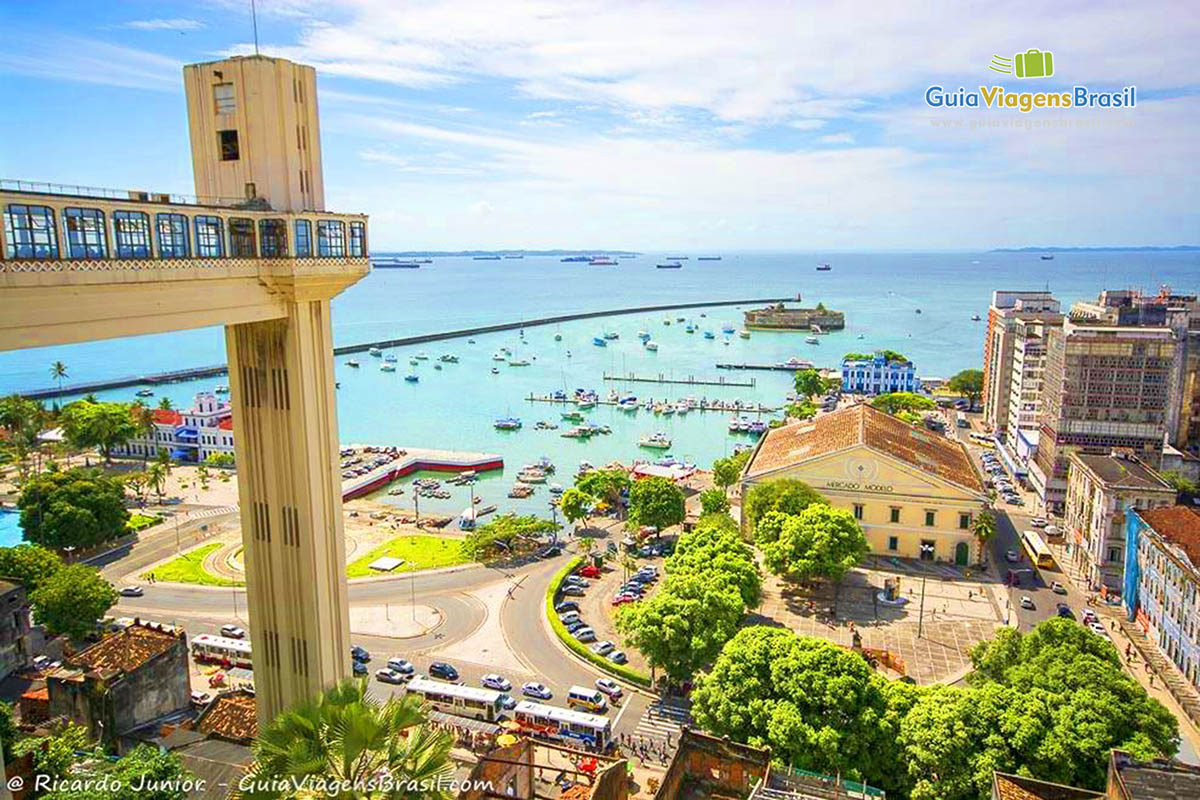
[818,133,855,144]
[0,34,178,90]
[119,18,204,31]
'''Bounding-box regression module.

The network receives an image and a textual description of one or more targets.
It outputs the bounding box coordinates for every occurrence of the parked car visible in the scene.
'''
[1056,603,1074,619]
[608,650,628,664]
[555,601,579,613]
[429,662,459,681]
[564,576,589,588]
[352,660,368,676]
[564,619,586,634]
[351,646,371,662]
[482,673,512,692]
[561,585,585,596]
[376,669,408,685]
[595,678,622,698]
[1051,582,1066,594]
[540,545,563,559]
[1031,518,1048,528]
[387,657,414,674]
[577,565,601,579]
[573,626,597,643]
[190,690,211,707]
[1081,608,1098,625]
[611,593,636,606]
[522,682,553,700]
[1020,596,1035,610]
[592,641,615,656]
[1088,622,1110,638]
[119,586,145,597]
[1005,550,1020,563]
[220,624,246,639]
[498,693,518,711]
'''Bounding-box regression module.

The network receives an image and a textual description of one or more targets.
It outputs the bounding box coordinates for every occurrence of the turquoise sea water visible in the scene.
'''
[2,250,1196,519]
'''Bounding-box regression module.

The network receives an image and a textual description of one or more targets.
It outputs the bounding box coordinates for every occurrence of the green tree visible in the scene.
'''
[196,464,210,491]
[972,510,996,549]
[131,400,156,465]
[699,487,730,516]
[871,392,935,416]
[242,679,454,800]
[0,543,64,591]
[0,394,46,479]
[17,467,130,550]
[0,701,16,761]
[59,401,137,463]
[787,399,817,420]
[759,504,868,582]
[576,468,631,512]
[947,368,984,411]
[13,722,98,786]
[691,627,901,787]
[462,514,557,560]
[711,449,751,489]
[793,368,829,398]
[1160,469,1199,497]
[742,478,828,533]
[559,488,591,533]
[147,462,168,503]
[627,476,686,532]
[43,745,194,800]
[667,516,760,607]
[30,564,118,640]
[157,397,173,411]
[844,350,906,364]
[48,361,69,408]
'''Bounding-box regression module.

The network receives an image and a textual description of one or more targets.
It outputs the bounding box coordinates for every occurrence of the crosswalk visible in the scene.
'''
[629,699,691,749]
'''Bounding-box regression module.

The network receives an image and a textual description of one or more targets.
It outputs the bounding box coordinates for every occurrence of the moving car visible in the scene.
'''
[498,693,518,711]
[190,691,211,707]
[1051,582,1066,594]
[481,673,512,692]
[387,657,415,674]
[376,669,408,685]
[1005,550,1020,563]
[522,682,553,700]
[595,678,622,698]
[1088,622,1110,638]
[429,662,460,681]
[1056,603,1073,619]
[1020,596,1035,610]
[220,624,246,639]
[539,545,563,559]
[119,586,145,597]
[1081,608,1098,625]
[1031,518,1048,528]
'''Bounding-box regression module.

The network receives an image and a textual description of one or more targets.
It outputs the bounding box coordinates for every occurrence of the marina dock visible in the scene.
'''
[341,445,504,501]
[716,362,820,372]
[602,371,755,388]
[525,394,782,413]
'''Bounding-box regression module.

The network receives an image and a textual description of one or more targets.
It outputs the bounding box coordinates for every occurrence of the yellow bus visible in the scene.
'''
[969,432,995,448]
[1021,529,1054,569]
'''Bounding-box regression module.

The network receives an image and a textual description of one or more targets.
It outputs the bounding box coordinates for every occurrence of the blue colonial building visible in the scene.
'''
[841,352,918,395]
[1124,505,1200,691]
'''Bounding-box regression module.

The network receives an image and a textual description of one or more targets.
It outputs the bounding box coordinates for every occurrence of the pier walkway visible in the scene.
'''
[602,371,755,387]
[20,296,795,399]
[525,394,782,413]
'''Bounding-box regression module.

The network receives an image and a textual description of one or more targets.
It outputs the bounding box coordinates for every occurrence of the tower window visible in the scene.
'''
[112,210,152,259]
[194,216,224,257]
[228,218,256,257]
[213,83,235,114]
[219,129,240,161]
[3,204,59,259]
[63,208,108,259]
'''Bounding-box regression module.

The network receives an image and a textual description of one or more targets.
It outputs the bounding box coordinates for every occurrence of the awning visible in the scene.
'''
[427,711,501,736]
[170,448,192,459]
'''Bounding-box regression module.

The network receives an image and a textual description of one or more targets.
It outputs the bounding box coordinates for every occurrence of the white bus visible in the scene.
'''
[191,634,253,669]
[956,411,969,429]
[404,677,505,722]
[513,700,613,751]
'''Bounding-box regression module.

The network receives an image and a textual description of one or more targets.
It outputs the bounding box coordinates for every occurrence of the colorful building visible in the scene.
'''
[115,392,234,463]
[981,291,1063,439]
[741,403,986,565]
[1124,506,1200,690]
[840,352,918,395]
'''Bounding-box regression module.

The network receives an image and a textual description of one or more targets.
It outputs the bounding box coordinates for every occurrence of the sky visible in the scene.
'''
[0,0,1197,251]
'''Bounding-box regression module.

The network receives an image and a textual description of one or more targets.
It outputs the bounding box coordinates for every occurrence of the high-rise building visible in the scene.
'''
[981,291,1063,439]
[1032,319,1176,513]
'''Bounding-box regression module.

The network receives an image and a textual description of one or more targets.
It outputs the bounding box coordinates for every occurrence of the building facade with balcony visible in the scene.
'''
[113,392,235,464]
[1124,505,1200,690]
[840,352,918,395]
[1063,452,1175,596]
[0,580,31,680]
[981,291,1063,440]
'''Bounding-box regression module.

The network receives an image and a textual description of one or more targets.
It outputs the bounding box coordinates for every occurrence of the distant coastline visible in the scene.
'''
[373,249,642,257]
[990,245,1199,253]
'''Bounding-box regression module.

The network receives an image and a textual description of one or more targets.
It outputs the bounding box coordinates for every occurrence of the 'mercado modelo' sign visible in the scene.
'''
[826,481,895,493]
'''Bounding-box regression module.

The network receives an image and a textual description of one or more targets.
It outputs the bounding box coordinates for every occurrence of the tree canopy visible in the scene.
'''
[844,350,907,364]
[17,467,130,551]
[0,543,64,591]
[711,449,751,489]
[759,504,869,582]
[627,476,686,532]
[575,468,631,510]
[793,368,832,398]
[947,369,984,410]
[871,392,936,416]
[462,514,558,559]
[558,488,591,529]
[59,400,138,462]
[30,564,118,640]
[742,478,828,533]
[668,515,761,607]
[698,487,730,516]
[41,745,194,800]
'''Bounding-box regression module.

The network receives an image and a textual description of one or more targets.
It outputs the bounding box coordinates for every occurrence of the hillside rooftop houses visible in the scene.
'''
[841,351,918,395]
[741,403,986,564]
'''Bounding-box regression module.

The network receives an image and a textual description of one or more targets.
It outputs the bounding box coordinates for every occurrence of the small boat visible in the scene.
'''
[721,324,736,334]
[637,330,649,339]
[368,347,382,357]
[662,317,672,325]
[697,256,722,261]
[656,262,682,269]
[676,316,686,322]
[136,388,154,397]
[434,363,443,370]
[728,417,740,432]
[971,314,981,321]
[645,340,659,351]
[577,399,596,410]
[439,354,459,363]
[410,359,418,366]
[666,256,689,260]
[748,420,768,435]
[699,313,707,317]
[915,309,922,314]
[590,256,618,266]
[857,334,865,339]
[554,333,562,341]
[549,483,564,494]
[560,255,591,262]
[494,417,522,430]
[508,358,531,367]
[214,385,230,394]
[1040,254,1055,260]
[415,352,430,360]
[806,337,819,345]
[562,410,585,422]
[662,405,675,415]
[738,330,750,339]
[504,254,524,259]
[685,323,696,333]
[593,337,607,347]
[404,374,419,382]
[384,354,398,362]
[603,331,619,340]
[492,352,507,361]
[516,470,546,483]
[380,363,396,372]
[491,367,500,374]
[816,262,832,271]
[703,331,716,339]
[347,360,361,368]
[467,338,476,344]
[474,255,502,260]
[638,432,672,449]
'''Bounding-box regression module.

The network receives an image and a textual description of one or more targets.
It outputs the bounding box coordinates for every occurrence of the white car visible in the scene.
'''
[220,624,246,639]
[376,669,409,685]
[522,682,552,700]
[595,678,622,698]
[481,673,512,692]
[1031,518,1048,528]
[592,641,615,656]
[119,586,145,597]
[1088,622,1110,638]
[1020,596,1035,610]
[387,657,415,674]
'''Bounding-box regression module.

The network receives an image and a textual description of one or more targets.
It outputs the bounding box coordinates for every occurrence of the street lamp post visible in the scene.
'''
[917,575,928,638]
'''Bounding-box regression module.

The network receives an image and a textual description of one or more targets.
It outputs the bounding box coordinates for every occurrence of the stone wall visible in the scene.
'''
[653,729,770,800]
[743,304,846,331]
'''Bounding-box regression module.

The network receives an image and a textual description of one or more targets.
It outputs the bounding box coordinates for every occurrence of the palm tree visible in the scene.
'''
[242,679,454,800]
[147,462,168,504]
[131,401,156,465]
[48,361,68,410]
[157,397,173,411]
[620,553,638,581]
[972,510,997,551]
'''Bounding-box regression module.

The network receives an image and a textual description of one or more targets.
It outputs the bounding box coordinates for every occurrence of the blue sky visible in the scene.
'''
[0,0,1196,251]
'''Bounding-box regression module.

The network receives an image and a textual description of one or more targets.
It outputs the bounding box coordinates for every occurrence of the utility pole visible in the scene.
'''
[917,575,927,638]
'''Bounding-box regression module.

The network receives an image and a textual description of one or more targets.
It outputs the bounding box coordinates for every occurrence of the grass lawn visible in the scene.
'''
[345,534,469,578]
[144,542,242,587]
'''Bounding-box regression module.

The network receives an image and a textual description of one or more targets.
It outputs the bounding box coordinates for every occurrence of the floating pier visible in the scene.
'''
[602,372,755,388]
[525,394,782,413]
[341,445,504,501]
[716,362,820,372]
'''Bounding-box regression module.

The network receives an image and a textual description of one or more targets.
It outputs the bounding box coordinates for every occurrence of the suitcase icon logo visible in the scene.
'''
[989,49,1054,79]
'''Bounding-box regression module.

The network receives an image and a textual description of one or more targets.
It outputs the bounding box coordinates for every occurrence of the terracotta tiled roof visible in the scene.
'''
[558,786,592,800]
[993,773,1101,800]
[1141,506,1200,568]
[196,690,258,743]
[68,621,181,676]
[745,403,984,492]
[152,409,183,425]
[217,418,233,430]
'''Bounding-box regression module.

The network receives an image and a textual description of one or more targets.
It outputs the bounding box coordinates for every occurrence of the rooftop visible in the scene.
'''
[745,403,984,493]
[195,689,258,743]
[66,620,182,677]
[1111,749,1200,799]
[1140,506,1200,570]
[992,773,1101,800]
[1069,453,1174,492]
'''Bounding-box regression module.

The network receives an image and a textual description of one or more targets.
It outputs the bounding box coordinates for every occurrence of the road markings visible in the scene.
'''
[629,698,691,747]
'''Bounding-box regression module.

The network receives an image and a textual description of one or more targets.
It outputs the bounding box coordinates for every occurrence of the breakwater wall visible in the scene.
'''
[22,296,796,399]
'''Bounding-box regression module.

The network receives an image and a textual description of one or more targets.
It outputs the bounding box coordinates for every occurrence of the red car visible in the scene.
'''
[578,565,601,579]
[611,593,636,606]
